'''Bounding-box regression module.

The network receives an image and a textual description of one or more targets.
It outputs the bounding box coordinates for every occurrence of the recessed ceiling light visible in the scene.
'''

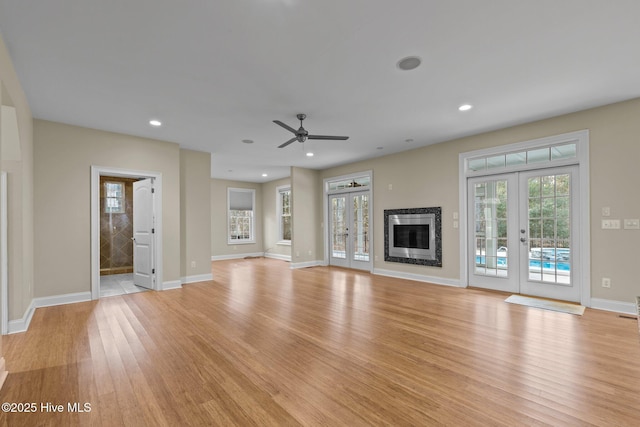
[306,152,314,157]
[262,173,268,177]
[149,119,162,126]
[397,56,421,71]
[242,139,254,144]
[458,104,473,111]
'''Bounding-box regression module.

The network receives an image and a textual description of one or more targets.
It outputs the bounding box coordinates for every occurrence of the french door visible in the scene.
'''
[468,166,580,302]
[329,191,371,270]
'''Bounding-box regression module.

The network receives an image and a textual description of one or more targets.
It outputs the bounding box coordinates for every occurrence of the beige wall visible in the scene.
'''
[180,149,212,279]
[211,178,263,257]
[0,34,34,323]
[34,120,181,297]
[262,177,292,259]
[321,97,640,305]
[291,167,322,264]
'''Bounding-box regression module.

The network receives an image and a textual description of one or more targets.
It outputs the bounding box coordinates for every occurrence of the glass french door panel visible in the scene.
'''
[352,194,369,262]
[331,196,347,259]
[526,173,571,285]
[473,180,509,277]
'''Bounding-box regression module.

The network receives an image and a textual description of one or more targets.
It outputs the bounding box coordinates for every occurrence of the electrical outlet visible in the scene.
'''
[191,261,196,268]
[602,277,611,288]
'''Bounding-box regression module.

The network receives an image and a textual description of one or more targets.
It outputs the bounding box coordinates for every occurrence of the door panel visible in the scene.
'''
[350,192,370,270]
[468,174,519,292]
[519,167,579,302]
[133,178,154,289]
[329,195,348,267]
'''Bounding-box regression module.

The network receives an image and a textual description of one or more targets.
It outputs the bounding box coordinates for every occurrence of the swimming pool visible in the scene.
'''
[475,256,570,271]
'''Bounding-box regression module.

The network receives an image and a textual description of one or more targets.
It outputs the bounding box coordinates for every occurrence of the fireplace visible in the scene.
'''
[384,207,442,266]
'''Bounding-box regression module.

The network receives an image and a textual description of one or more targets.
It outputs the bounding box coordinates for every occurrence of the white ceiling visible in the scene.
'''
[1,1,640,182]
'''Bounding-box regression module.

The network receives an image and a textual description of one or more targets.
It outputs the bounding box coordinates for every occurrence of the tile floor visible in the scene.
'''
[100,273,150,298]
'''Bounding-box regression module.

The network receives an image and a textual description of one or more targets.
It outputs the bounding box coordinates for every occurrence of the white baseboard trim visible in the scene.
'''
[290,260,324,269]
[34,291,92,308]
[373,268,463,288]
[590,298,637,315]
[181,273,213,284]
[264,253,291,262]
[162,280,182,291]
[7,291,92,335]
[211,252,265,261]
[8,300,35,334]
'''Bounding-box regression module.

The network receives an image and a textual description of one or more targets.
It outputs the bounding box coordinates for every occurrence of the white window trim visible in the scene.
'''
[227,187,256,244]
[276,185,291,245]
[458,129,590,307]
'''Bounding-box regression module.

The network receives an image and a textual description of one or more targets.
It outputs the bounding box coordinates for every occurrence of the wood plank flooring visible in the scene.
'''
[1,258,639,426]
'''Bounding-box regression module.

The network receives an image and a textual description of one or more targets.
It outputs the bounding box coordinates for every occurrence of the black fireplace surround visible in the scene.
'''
[384,207,442,267]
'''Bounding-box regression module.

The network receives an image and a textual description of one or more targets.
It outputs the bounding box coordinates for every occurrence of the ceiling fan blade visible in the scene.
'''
[278,137,298,148]
[308,135,349,140]
[273,120,297,134]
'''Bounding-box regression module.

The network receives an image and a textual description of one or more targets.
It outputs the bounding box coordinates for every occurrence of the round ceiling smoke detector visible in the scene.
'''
[397,56,422,71]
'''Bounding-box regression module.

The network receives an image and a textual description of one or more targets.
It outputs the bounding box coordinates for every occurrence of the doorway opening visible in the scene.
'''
[91,166,163,300]
[459,130,590,305]
[324,172,373,272]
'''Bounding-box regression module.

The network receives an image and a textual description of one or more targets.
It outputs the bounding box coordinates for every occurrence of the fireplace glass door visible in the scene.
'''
[329,191,370,270]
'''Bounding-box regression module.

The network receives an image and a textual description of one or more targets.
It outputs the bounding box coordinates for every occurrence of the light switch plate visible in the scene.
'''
[624,219,640,229]
[602,219,621,229]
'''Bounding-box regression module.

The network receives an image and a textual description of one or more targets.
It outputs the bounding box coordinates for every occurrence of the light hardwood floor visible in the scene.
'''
[1,258,639,426]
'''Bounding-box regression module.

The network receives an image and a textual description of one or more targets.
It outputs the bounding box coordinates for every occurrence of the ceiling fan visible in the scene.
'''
[273,114,349,148]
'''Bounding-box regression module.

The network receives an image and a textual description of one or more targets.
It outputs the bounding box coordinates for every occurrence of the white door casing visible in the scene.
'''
[1,172,7,334]
[91,166,163,299]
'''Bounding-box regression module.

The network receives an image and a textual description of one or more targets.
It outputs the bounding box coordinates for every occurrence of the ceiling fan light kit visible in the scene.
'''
[274,113,349,148]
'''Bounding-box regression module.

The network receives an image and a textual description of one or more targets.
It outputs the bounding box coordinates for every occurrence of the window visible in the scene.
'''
[228,188,255,244]
[467,142,578,173]
[277,186,291,243]
[328,175,370,191]
[104,182,125,213]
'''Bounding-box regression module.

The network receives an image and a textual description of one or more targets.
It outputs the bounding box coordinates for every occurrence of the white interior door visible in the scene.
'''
[468,167,580,302]
[133,178,154,289]
[329,191,371,270]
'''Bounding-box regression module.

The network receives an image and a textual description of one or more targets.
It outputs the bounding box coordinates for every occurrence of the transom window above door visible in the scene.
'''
[467,142,577,174]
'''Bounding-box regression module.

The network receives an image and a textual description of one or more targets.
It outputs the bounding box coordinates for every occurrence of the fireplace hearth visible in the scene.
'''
[384,207,442,267]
